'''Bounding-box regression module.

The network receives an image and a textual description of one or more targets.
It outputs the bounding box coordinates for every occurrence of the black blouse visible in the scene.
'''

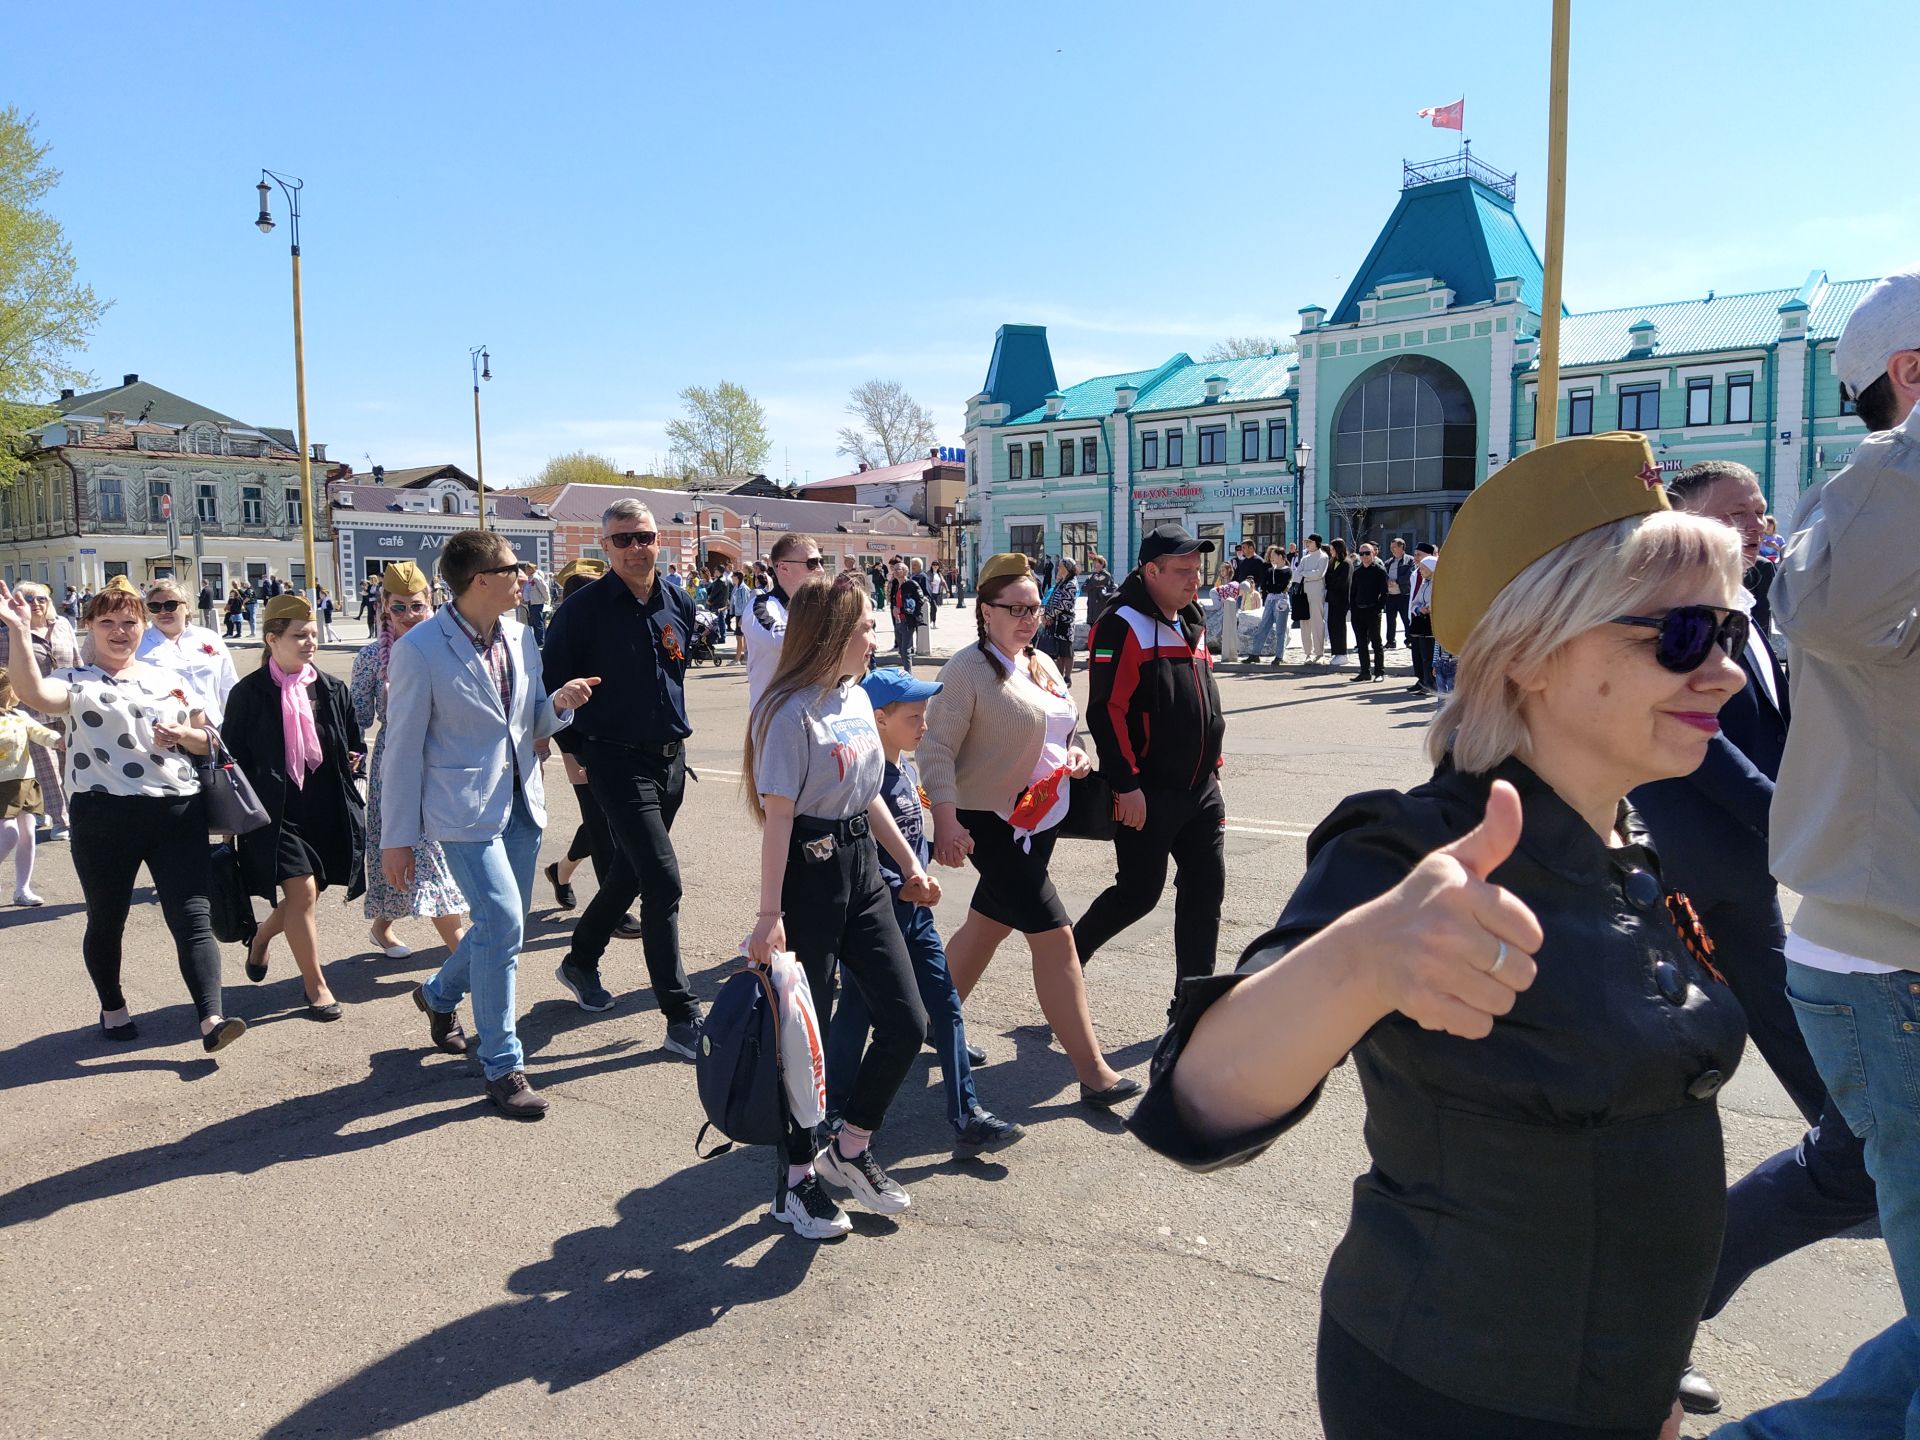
[1128,757,1746,1432]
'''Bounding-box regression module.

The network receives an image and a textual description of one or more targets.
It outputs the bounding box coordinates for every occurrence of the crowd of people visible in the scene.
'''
[4,268,1918,1435]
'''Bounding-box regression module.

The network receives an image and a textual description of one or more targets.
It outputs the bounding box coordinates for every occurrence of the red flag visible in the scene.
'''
[1417,98,1465,131]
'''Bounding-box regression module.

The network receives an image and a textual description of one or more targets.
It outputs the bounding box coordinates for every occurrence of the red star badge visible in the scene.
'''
[1638,464,1663,490]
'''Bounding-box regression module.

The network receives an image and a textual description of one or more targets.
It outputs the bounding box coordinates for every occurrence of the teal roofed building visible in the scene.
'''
[961,149,1876,575]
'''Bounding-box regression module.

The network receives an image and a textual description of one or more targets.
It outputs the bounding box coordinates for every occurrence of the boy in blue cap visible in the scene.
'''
[828,667,1024,1152]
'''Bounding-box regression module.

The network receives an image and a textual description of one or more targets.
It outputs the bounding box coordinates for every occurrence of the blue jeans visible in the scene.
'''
[1713,960,1920,1437]
[826,897,978,1132]
[425,788,542,1082]
[1246,593,1289,660]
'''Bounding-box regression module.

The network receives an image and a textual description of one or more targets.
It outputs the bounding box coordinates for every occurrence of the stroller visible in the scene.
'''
[687,606,728,666]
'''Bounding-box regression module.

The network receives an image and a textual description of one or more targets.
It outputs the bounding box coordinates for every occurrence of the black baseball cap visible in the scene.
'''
[1138,523,1215,566]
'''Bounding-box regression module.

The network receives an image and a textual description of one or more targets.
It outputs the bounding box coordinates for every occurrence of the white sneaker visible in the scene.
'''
[13,890,42,907]
[771,1173,852,1240]
[816,1137,912,1215]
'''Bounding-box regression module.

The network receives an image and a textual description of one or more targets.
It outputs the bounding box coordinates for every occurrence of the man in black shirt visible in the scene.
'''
[1348,543,1389,682]
[540,496,703,1059]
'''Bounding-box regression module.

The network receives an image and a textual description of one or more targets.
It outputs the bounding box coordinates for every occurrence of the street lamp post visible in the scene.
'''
[469,346,491,529]
[749,512,762,564]
[1292,440,1312,548]
[254,169,318,605]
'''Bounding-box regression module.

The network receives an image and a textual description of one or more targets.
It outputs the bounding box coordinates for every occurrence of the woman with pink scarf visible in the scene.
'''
[222,595,366,1020]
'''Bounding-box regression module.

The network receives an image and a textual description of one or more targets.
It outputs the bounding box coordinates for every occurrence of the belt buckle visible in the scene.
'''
[848,813,869,839]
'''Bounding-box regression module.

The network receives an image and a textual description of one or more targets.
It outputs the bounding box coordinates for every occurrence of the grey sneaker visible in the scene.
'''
[555,962,615,1012]
[663,1011,703,1060]
[816,1135,911,1215]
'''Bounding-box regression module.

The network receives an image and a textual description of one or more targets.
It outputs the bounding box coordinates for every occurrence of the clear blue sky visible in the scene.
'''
[17,0,1914,488]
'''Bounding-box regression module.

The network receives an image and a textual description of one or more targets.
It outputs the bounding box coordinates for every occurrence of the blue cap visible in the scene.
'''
[861,667,942,708]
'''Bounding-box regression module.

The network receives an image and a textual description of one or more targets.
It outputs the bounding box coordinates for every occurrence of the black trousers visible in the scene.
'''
[781,830,926,1162]
[1700,889,1877,1317]
[1073,777,1227,1002]
[1384,593,1409,646]
[1350,606,1385,677]
[565,781,614,871]
[1325,597,1349,656]
[70,791,225,1022]
[1408,612,1435,688]
[564,739,695,1021]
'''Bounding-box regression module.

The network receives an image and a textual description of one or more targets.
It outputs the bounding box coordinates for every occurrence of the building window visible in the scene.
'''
[149,480,172,521]
[241,486,263,525]
[98,475,125,521]
[1141,431,1159,469]
[1028,441,1045,478]
[1008,523,1044,559]
[1727,374,1754,424]
[1081,436,1097,473]
[1197,522,1226,583]
[580,545,607,562]
[1686,378,1713,427]
[1060,520,1098,570]
[1165,428,1185,467]
[441,494,459,515]
[1268,418,1288,460]
[1331,355,1478,499]
[1059,439,1075,477]
[196,483,218,524]
[1008,444,1024,480]
[286,486,302,526]
[1568,389,1594,436]
[1241,423,1260,462]
[1839,388,1857,417]
[1197,425,1226,466]
[709,514,722,532]
[1618,383,1661,432]
[1241,511,1287,556]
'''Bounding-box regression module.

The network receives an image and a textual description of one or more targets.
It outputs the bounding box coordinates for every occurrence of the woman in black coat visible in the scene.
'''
[222,595,365,1020]
[1131,435,1754,1439]
[1324,537,1352,663]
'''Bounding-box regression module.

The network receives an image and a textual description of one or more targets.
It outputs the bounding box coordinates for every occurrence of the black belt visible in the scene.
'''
[792,813,869,842]
[582,735,683,760]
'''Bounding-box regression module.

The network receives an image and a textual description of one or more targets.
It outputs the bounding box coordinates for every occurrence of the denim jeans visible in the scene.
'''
[827,897,979,1132]
[1712,960,1920,1437]
[426,787,541,1081]
[1246,593,1289,660]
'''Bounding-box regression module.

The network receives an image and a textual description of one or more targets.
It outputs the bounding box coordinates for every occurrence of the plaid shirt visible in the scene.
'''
[447,603,514,714]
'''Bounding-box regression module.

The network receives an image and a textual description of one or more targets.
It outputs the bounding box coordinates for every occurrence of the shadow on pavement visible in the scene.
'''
[259,1147,820,1439]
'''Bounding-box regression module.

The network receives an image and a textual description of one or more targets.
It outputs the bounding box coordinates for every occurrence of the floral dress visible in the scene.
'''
[349,636,468,920]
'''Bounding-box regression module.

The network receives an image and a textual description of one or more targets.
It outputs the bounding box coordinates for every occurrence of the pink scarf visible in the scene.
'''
[269,658,323,788]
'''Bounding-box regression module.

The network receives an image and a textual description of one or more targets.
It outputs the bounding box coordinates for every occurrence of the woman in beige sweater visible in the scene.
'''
[919,554,1138,1107]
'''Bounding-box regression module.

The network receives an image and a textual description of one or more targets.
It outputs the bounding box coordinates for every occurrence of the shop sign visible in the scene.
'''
[1133,479,1291,506]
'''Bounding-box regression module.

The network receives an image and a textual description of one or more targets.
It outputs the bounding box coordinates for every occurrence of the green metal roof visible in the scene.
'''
[58,379,249,430]
[1332,175,1547,325]
[1539,274,1877,368]
[981,324,1059,419]
[1002,351,1296,426]
[1003,366,1159,425]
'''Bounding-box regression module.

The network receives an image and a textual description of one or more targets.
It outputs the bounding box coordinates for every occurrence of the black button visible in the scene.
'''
[1654,959,1687,1005]
[1624,868,1663,912]
[1687,1070,1724,1100]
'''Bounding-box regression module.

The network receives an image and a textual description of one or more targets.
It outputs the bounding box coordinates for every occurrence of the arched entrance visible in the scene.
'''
[1329,354,1477,548]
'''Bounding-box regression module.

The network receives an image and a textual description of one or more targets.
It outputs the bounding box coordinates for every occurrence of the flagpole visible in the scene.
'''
[1535,0,1572,448]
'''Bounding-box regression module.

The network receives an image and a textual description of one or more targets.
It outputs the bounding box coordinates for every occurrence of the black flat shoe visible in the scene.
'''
[1078,1076,1143,1109]
[244,933,269,983]
[201,1017,247,1053]
[305,999,343,1022]
[99,1012,138,1042]
[545,862,576,910]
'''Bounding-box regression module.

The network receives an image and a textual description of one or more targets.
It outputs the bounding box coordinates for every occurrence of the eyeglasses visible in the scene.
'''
[478,563,525,577]
[25,595,49,607]
[605,531,658,550]
[779,555,824,570]
[388,601,431,615]
[146,600,184,613]
[1611,605,1749,673]
[986,602,1043,620]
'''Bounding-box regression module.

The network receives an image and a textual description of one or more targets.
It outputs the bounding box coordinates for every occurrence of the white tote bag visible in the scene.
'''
[766,950,827,1127]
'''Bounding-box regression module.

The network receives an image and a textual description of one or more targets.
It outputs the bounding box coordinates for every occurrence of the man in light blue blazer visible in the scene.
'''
[381,529,598,1118]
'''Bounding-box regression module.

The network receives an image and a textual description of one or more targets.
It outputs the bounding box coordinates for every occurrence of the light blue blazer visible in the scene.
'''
[379,606,570,848]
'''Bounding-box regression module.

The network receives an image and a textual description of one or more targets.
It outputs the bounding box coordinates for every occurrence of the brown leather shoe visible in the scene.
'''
[412,984,470,1055]
[484,1069,549,1119]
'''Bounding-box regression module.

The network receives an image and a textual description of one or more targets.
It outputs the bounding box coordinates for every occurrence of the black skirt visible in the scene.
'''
[260,760,346,899]
[956,807,1070,934]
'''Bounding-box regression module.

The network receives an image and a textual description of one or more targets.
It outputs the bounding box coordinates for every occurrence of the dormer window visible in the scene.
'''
[1627,319,1658,354]
[1043,390,1065,419]
[441,495,458,515]
[1204,375,1227,400]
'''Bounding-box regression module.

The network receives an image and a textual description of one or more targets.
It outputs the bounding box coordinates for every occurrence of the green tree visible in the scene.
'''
[666,380,770,482]
[0,108,106,488]
[519,451,680,489]
[836,378,937,468]
[1199,335,1295,362]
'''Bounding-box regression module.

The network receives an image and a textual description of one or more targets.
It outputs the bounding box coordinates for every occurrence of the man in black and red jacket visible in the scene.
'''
[1075,523,1228,1014]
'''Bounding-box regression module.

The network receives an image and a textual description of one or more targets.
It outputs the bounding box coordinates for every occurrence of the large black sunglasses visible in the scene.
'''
[1611,605,1749,673]
[605,530,659,550]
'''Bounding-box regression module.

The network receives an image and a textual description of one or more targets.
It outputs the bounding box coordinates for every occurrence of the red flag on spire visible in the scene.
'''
[1417,98,1465,131]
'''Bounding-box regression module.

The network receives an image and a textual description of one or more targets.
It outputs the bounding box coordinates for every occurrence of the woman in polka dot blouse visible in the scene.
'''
[0,578,247,1054]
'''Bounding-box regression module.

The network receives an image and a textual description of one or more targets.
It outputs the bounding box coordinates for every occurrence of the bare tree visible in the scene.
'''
[1324,490,1375,548]
[666,380,770,484]
[836,379,938,469]
[1198,336,1296,362]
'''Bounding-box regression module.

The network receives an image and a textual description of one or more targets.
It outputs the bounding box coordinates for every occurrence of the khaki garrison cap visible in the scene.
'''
[262,594,314,625]
[382,560,430,596]
[1429,432,1670,654]
[976,553,1033,588]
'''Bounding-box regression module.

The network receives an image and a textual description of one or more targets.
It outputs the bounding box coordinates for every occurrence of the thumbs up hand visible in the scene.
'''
[1361,780,1544,1040]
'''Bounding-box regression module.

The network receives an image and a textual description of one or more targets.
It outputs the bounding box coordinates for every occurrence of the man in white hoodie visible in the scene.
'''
[1717,266,1920,1437]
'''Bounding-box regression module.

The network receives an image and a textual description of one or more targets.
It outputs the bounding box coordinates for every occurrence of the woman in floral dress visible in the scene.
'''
[349,561,468,959]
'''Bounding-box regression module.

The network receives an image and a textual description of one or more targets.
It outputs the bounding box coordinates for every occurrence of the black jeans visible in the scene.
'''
[1384,593,1409,646]
[1326,597,1350,656]
[1408,613,1435,688]
[566,781,613,871]
[1350,606,1384,677]
[565,738,695,1021]
[69,790,225,1022]
[892,619,916,670]
[783,830,926,1162]
[1073,777,1227,1005]
[526,603,547,648]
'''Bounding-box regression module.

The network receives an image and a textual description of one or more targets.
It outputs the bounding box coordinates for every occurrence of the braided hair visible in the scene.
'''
[975,572,1043,684]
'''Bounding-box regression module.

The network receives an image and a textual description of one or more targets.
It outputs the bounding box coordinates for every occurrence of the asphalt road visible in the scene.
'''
[0,613,1899,1439]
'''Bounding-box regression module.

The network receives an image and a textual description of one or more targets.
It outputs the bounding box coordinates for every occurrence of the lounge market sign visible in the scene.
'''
[1133,479,1292,506]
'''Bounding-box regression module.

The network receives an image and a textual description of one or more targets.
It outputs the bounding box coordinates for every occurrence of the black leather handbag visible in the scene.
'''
[1060,767,1118,842]
[198,730,271,835]
[207,839,257,944]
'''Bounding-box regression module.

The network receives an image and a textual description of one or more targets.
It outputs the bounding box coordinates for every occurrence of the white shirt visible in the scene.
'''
[993,644,1076,839]
[743,587,790,710]
[135,624,239,726]
[1786,930,1901,977]
[54,664,200,798]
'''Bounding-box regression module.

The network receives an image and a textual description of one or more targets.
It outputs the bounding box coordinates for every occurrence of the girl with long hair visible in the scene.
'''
[742,574,934,1240]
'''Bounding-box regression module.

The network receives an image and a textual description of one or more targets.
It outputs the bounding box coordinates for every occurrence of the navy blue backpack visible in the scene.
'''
[695,964,788,1156]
